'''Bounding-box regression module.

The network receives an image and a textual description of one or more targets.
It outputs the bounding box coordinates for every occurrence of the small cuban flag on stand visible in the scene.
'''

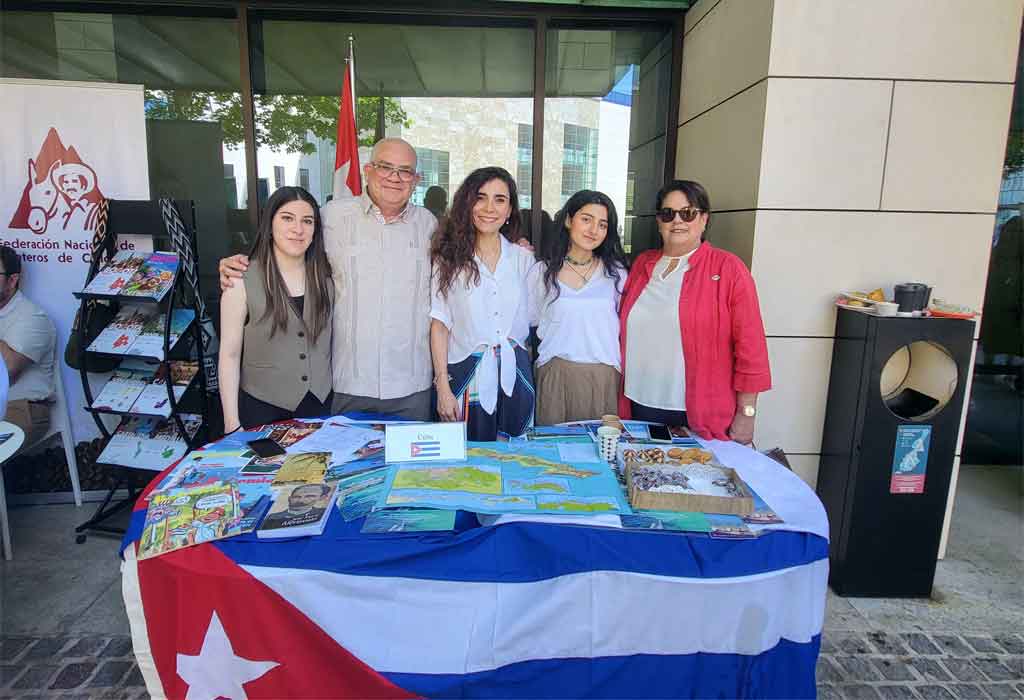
[410,441,441,459]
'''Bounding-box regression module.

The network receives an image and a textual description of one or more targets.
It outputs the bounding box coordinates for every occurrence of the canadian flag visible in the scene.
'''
[332,40,362,201]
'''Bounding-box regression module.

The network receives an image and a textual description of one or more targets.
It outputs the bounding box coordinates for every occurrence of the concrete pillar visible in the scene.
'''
[675,0,1022,543]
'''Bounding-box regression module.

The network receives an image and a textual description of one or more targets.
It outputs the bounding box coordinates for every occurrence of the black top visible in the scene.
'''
[290,294,304,316]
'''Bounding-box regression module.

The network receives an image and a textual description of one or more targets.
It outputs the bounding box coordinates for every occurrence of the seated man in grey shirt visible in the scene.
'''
[220,138,436,420]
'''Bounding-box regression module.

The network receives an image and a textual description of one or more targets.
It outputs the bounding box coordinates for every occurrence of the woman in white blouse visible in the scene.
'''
[430,167,536,440]
[529,190,629,424]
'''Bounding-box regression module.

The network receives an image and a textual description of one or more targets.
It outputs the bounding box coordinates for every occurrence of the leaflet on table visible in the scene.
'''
[87,305,150,354]
[82,251,149,295]
[361,508,456,533]
[97,413,201,471]
[620,510,712,533]
[271,452,329,487]
[257,481,338,539]
[285,421,383,466]
[127,309,195,359]
[377,441,631,516]
[582,421,653,443]
[130,361,198,417]
[121,252,178,301]
[137,483,241,559]
[336,468,389,521]
[706,514,755,539]
[90,358,158,412]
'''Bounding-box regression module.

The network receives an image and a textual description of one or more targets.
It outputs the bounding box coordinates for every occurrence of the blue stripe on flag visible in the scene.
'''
[217,515,829,583]
[384,635,820,699]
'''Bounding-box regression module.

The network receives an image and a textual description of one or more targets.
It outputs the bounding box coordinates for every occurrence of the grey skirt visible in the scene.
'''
[535,356,621,425]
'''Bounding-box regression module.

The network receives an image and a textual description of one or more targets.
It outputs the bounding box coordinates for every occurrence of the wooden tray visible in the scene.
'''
[625,462,755,516]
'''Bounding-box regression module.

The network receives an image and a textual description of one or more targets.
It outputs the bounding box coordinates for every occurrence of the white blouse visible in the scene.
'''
[430,235,534,414]
[528,261,623,371]
[624,252,694,411]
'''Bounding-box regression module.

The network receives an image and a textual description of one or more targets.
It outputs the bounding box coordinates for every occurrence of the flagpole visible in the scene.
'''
[348,35,356,113]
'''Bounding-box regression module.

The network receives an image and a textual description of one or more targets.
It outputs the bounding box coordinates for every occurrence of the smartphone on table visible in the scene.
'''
[247,438,286,458]
[648,424,673,443]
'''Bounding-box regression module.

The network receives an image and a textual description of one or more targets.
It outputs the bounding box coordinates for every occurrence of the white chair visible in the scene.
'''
[20,369,83,506]
[0,421,26,560]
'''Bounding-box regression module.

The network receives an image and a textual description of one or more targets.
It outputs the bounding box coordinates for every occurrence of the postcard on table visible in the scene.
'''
[385,422,466,464]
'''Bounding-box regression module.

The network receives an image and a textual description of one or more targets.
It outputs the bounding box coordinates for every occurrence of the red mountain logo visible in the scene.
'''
[9,127,105,235]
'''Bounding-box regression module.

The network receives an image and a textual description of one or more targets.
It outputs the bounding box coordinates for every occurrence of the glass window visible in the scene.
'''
[299,167,311,191]
[274,166,285,190]
[413,148,450,206]
[544,25,672,253]
[1,10,253,304]
[254,19,534,216]
[561,123,599,203]
[517,124,533,208]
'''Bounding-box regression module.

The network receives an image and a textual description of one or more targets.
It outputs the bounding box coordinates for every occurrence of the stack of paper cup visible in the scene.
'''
[597,426,621,462]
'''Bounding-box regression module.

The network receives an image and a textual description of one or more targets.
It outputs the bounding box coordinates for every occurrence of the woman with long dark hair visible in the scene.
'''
[529,190,629,424]
[219,186,334,431]
[430,167,536,440]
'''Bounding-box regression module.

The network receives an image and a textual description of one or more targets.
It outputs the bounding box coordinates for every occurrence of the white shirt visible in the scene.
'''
[430,235,533,414]
[528,261,623,371]
[624,253,693,411]
[322,193,437,400]
[0,291,57,402]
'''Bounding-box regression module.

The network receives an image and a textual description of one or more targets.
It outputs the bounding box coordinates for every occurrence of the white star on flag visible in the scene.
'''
[177,611,278,700]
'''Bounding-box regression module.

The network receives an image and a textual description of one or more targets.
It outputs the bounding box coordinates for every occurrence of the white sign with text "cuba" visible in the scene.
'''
[385,422,467,464]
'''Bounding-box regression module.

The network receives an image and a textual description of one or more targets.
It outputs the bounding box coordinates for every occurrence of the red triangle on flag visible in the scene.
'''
[137,543,418,699]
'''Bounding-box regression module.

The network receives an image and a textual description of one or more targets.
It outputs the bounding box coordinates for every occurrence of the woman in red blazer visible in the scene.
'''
[617,180,771,443]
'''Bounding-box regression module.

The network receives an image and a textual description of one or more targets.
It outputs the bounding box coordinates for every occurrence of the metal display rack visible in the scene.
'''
[71,199,209,541]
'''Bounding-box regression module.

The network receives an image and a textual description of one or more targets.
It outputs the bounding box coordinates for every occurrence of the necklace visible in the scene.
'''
[566,252,594,266]
[565,257,595,285]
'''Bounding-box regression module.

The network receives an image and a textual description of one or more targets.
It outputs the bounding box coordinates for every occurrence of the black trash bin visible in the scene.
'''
[817,307,974,597]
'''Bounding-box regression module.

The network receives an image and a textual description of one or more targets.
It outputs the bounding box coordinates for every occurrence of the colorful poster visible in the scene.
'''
[0,78,150,444]
[890,424,932,494]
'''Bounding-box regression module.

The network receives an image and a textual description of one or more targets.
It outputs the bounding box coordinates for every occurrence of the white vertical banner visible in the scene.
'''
[0,78,151,444]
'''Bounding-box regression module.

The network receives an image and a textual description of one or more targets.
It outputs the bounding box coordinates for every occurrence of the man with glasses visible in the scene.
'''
[0,245,57,447]
[220,138,437,420]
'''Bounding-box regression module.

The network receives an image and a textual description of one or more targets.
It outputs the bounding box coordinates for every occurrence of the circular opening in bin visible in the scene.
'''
[880,341,959,421]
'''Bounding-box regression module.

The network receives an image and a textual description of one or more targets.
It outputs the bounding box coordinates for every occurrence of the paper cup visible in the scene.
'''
[597,426,621,462]
[875,301,898,317]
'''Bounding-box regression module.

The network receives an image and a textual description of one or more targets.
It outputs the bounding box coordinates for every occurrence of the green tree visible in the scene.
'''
[144,90,410,154]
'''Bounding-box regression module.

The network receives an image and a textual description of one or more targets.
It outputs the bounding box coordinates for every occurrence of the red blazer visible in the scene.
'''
[617,242,772,440]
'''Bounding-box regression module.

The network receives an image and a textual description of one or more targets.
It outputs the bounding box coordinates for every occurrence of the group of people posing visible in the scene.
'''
[217,137,771,445]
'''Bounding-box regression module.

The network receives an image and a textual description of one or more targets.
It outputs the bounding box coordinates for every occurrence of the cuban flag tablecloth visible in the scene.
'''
[120,439,829,700]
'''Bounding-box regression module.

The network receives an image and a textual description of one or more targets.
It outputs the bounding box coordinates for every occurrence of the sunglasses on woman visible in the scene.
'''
[656,206,704,223]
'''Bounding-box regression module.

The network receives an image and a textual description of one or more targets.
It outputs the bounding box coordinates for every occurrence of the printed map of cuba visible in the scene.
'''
[383,444,631,515]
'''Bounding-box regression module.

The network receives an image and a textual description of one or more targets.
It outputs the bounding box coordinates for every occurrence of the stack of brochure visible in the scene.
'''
[82,250,179,302]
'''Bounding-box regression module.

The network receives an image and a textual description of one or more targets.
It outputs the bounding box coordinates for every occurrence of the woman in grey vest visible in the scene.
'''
[219,186,333,432]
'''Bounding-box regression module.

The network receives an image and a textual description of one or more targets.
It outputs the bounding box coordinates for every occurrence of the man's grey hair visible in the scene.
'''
[370,137,418,169]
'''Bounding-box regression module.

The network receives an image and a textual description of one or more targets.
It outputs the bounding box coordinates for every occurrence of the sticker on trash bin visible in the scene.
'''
[890,424,931,494]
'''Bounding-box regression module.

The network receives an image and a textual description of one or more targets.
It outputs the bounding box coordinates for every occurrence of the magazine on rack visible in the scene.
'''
[81,251,148,295]
[89,358,158,412]
[87,305,150,355]
[127,309,196,359]
[130,361,199,417]
[97,413,202,471]
[121,252,178,301]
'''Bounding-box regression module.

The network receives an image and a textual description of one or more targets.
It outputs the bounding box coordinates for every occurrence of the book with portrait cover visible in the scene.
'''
[257,481,338,539]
